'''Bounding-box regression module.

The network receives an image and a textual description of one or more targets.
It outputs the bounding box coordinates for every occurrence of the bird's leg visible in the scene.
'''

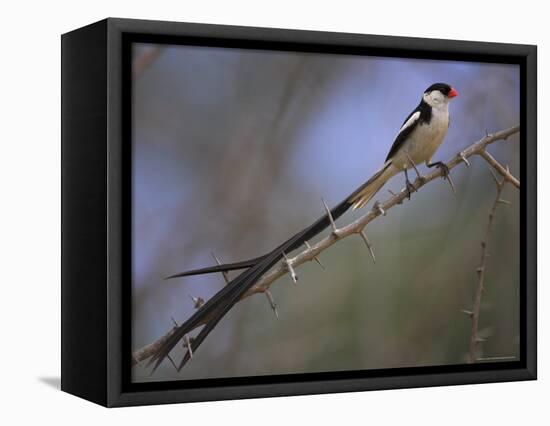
[427,161,450,179]
[404,169,417,200]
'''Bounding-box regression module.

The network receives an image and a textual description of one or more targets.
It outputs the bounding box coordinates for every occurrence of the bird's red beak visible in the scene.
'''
[448,87,458,98]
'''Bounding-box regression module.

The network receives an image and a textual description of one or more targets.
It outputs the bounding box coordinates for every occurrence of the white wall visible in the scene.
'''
[1,0,545,423]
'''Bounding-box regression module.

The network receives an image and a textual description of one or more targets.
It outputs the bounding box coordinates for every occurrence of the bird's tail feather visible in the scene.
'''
[147,194,355,373]
[165,256,266,279]
[147,164,396,373]
[350,162,396,209]
[164,165,394,282]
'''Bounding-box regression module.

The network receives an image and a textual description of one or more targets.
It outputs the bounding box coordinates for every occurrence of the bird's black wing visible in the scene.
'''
[385,100,431,162]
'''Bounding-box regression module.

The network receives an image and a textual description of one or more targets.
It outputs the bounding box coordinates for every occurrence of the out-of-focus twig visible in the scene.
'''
[467,166,513,363]
[133,46,163,77]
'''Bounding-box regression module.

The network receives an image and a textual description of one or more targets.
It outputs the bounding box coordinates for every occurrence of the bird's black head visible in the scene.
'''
[424,83,458,98]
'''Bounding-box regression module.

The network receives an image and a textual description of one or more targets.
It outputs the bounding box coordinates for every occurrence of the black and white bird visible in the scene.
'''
[350,82,458,208]
[147,83,458,373]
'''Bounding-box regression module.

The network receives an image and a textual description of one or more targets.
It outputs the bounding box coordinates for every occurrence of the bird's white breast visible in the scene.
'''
[392,104,449,169]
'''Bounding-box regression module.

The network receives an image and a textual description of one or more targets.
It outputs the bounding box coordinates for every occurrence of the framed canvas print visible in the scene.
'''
[61,18,537,407]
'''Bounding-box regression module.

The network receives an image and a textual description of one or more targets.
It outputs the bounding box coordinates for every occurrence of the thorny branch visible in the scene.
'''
[133,125,520,367]
[479,150,520,189]
[467,166,513,363]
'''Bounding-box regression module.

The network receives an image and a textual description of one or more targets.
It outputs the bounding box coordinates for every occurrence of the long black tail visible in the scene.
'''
[148,176,381,373]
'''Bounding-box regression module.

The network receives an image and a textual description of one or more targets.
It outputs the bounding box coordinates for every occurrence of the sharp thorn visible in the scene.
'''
[211,251,222,265]
[166,354,179,371]
[282,252,298,284]
[188,294,205,309]
[497,199,511,205]
[170,317,179,327]
[313,256,325,269]
[459,152,471,167]
[359,230,376,264]
[321,197,338,234]
[184,335,193,359]
[265,290,279,319]
[388,189,403,204]
[211,251,230,284]
[445,172,456,195]
[304,241,325,269]
[373,201,386,216]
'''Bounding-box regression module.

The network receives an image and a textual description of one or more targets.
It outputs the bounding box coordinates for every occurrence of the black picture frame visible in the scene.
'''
[61,17,537,407]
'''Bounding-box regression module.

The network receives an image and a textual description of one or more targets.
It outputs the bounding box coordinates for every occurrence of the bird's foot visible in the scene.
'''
[405,180,417,200]
[436,162,450,179]
[428,161,450,179]
[428,161,456,194]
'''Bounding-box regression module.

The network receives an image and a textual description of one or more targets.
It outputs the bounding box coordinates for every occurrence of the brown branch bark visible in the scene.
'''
[132,327,177,366]
[133,125,520,366]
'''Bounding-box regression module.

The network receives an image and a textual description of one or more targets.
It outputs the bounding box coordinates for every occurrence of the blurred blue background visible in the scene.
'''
[131,43,520,382]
